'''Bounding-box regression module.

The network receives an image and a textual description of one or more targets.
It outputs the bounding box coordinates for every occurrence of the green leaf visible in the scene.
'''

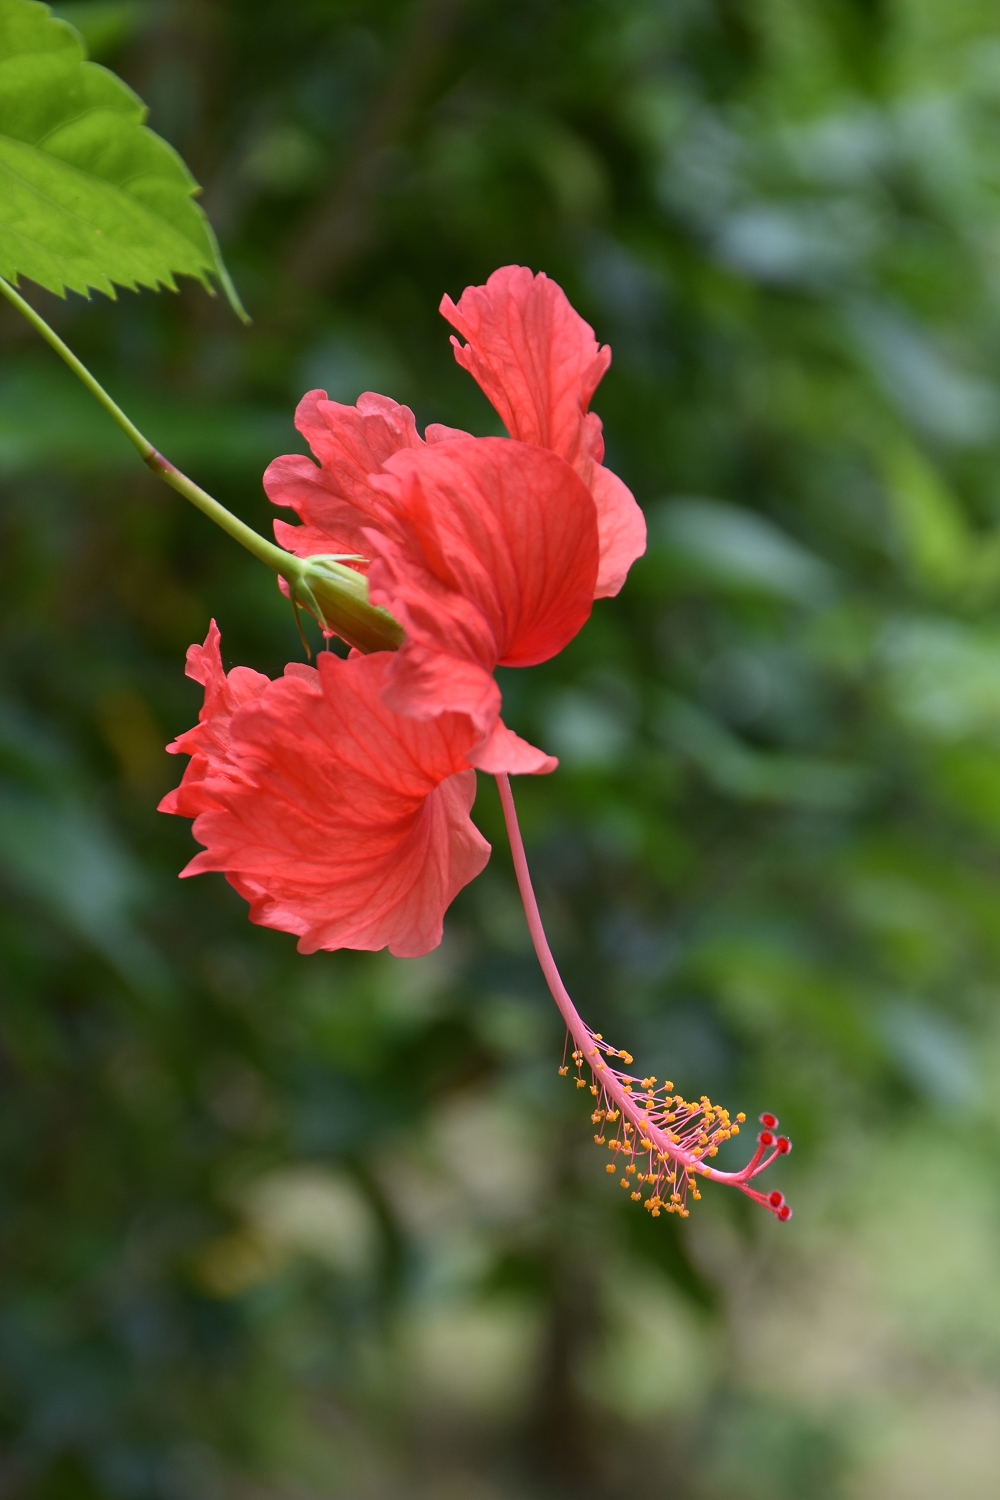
[0,0,247,317]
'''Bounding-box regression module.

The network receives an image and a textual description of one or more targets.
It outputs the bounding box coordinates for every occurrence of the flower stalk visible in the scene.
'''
[0,275,401,655]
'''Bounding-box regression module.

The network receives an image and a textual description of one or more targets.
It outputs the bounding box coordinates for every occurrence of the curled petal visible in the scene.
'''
[440,266,646,597]
[466,721,558,776]
[377,643,502,738]
[425,422,474,444]
[158,620,268,818]
[163,638,490,958]
[589,463,648,600]
[264,389,422,560]
[377,648,556,776]
[367,436,598,762]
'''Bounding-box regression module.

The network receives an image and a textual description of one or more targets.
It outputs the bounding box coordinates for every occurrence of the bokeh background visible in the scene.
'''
[3,0,1000,1495]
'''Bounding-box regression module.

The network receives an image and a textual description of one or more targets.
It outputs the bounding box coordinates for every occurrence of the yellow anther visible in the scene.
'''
[736,1113,746,1123]
[576,1079,586,1089]
[558,1066,568,1076]
[590,1085,598,1096]
[606,1163,616,1174]
[593,1135,606,1145]
[631,1191,641,1201]
[731,1125,739,1135]
[621,1177,630,1189]
[626,1164,636,1175]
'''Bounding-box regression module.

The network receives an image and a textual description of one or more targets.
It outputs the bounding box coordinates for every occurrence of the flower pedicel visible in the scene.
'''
[162,267,793,1223]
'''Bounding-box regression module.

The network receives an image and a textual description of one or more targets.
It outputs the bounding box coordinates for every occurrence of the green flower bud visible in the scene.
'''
[289,555,404,655]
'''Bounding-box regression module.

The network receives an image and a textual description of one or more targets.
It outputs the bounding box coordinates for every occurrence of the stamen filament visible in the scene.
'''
[495,772,791,1222]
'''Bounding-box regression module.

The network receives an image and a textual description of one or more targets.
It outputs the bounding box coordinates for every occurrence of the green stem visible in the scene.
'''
[0,273,295,572]
[0,275,402,654]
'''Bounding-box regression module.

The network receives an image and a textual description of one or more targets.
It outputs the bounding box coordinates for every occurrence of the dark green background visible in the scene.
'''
[2,0,1000,1495]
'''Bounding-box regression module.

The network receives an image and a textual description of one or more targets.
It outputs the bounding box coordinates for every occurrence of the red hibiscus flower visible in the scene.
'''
[160,622,489,958]
[263,266,645,767]
[265,267,644,591]
[163,269,790,1222]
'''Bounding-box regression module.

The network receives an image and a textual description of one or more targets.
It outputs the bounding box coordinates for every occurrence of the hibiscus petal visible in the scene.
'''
[169,649,490,958]
[590,462,651,600]
[466,721,558,776]
[440,266,609,463]
[439,266,646,598]
[264,389,422,559]
[375,645,556,776]
[158,620,269,818]
[377,641,502,732]
[425,422,474,443]
[370,435,599,669]
[366,437,598,760]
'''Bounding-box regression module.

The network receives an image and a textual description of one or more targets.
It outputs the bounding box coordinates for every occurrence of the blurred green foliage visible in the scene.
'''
[4,0,1000,1496]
